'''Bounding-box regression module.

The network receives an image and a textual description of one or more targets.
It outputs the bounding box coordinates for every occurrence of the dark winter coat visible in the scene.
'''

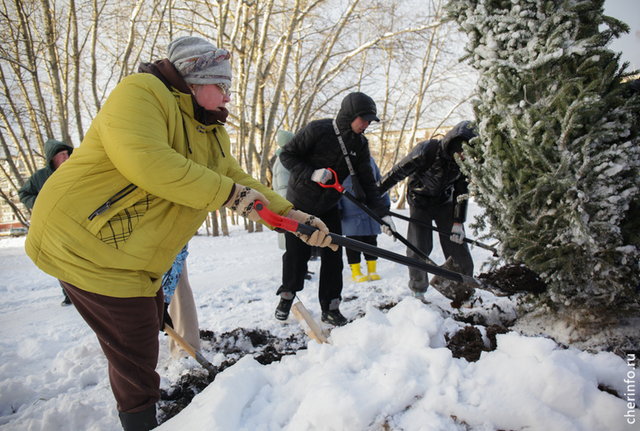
[339,156,390,236]
[280,92,388,217]
[18,139,74,210]
[378,121,476,223]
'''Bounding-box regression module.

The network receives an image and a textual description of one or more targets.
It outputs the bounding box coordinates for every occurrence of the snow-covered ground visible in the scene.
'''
[0,203,637,430]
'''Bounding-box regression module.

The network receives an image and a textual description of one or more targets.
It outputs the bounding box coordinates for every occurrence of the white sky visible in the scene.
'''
[604,0,640,72]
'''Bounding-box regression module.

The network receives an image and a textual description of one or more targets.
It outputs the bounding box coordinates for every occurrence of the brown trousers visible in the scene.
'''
[61,281,163,413]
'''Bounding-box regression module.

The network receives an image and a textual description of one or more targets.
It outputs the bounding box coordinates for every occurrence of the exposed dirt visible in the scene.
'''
[157,328,307,423]
[446,324,510,362]
[477,263,547,295]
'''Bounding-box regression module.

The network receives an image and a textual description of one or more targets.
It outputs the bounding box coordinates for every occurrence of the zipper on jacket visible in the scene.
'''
[213,129,225,157]
[88,184,138,220]
[182,118,193,154]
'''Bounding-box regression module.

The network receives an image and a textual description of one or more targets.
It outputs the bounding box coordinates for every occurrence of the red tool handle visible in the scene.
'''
[255,201,299,232]
[254,201,316,236]
[315,167,344,192]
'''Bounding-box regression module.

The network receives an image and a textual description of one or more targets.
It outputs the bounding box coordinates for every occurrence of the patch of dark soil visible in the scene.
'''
[477,263,547,295]
[376,301,398,311]
[598,383,622,399]
[604,344,640,363]
[485,324,510,350]
[446,324,510,362]
[200,327,307,365]
[447,326,486,362]
[351,299,398,320]
[157,327,307,424]
[158,370,215,421]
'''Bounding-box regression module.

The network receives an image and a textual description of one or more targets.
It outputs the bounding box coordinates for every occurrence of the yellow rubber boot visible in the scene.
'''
[349,263,370,282]
[366,260,381,281]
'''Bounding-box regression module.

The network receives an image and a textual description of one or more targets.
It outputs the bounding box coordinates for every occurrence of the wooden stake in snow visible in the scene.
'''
[291,301,329,344]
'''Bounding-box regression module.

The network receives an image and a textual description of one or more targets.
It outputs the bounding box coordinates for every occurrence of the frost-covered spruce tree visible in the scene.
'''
[446,0,640,313]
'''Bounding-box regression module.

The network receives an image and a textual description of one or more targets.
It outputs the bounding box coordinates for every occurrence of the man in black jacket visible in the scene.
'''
[378,121,476,301]
[276,92,394,326]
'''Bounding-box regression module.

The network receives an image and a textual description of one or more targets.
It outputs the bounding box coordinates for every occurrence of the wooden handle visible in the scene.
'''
[291,302,329,344]
[164,324,197,358]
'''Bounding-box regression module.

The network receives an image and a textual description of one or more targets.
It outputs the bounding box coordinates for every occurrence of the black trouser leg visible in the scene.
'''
[406,204,474,294]
[278,232,313,296]
[407,206,434,293]
[59,280,70,300]
[278,205,343,312]
[432,205,474,276]
[315,207,343,310]
[345,235,378,264]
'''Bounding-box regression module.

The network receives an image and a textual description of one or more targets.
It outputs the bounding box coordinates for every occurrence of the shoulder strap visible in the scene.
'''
[332,119,357,177]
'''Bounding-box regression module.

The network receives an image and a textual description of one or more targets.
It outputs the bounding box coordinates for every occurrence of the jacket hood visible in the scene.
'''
[276,130,294,148]
[335,92,378,136]
[44,139,74,170]
[138,60,229,125]
[440,121,477,161]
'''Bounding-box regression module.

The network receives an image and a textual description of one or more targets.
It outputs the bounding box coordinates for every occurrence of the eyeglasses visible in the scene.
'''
[216,83,232,96]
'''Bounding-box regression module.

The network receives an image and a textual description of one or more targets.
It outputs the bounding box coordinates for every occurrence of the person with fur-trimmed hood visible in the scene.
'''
[25,35,335,431]
[378,120,477,302]
[275,92,395,327]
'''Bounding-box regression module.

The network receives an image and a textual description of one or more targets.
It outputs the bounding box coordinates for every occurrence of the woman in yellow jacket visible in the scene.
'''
[26,36,334,431]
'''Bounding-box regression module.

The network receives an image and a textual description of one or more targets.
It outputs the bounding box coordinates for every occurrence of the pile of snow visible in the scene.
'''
[159,299,633,431]
[0,204,637,430]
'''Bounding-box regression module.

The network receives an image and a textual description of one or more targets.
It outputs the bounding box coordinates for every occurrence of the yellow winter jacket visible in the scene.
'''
[26,73,292,298]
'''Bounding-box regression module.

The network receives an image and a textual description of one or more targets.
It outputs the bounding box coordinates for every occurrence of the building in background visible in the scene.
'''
[0,159,31,236]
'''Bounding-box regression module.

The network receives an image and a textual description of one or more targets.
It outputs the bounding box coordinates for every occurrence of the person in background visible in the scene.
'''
[378,121,476,302]
[276,92,395,327]
[18,138,74,306]
[272,129,317,278]
[339,156,391,282]
[25,35,333,431]
[272,130,295,251]
[161,244,201,359]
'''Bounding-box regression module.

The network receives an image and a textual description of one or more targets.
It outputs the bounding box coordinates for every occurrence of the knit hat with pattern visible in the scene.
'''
[167,36,232,88]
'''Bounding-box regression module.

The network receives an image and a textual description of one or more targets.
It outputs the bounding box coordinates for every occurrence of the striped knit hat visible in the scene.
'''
[167,36,232,88]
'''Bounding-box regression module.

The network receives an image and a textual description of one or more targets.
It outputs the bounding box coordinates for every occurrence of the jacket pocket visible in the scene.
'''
[88,184,138,221]
[85,186,153,248]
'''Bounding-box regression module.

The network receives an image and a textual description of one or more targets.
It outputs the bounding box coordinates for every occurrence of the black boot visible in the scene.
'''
[118,405,158,431]
[275,294,294,321]
[321,309,348,326]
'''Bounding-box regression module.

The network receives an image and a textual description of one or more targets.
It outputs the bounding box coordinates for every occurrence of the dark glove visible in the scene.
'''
[162,301,173,332]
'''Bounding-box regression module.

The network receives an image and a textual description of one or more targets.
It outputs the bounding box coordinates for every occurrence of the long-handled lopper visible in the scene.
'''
[388,210,499,257]
[255,201,479,302]
[317,168,439,266]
